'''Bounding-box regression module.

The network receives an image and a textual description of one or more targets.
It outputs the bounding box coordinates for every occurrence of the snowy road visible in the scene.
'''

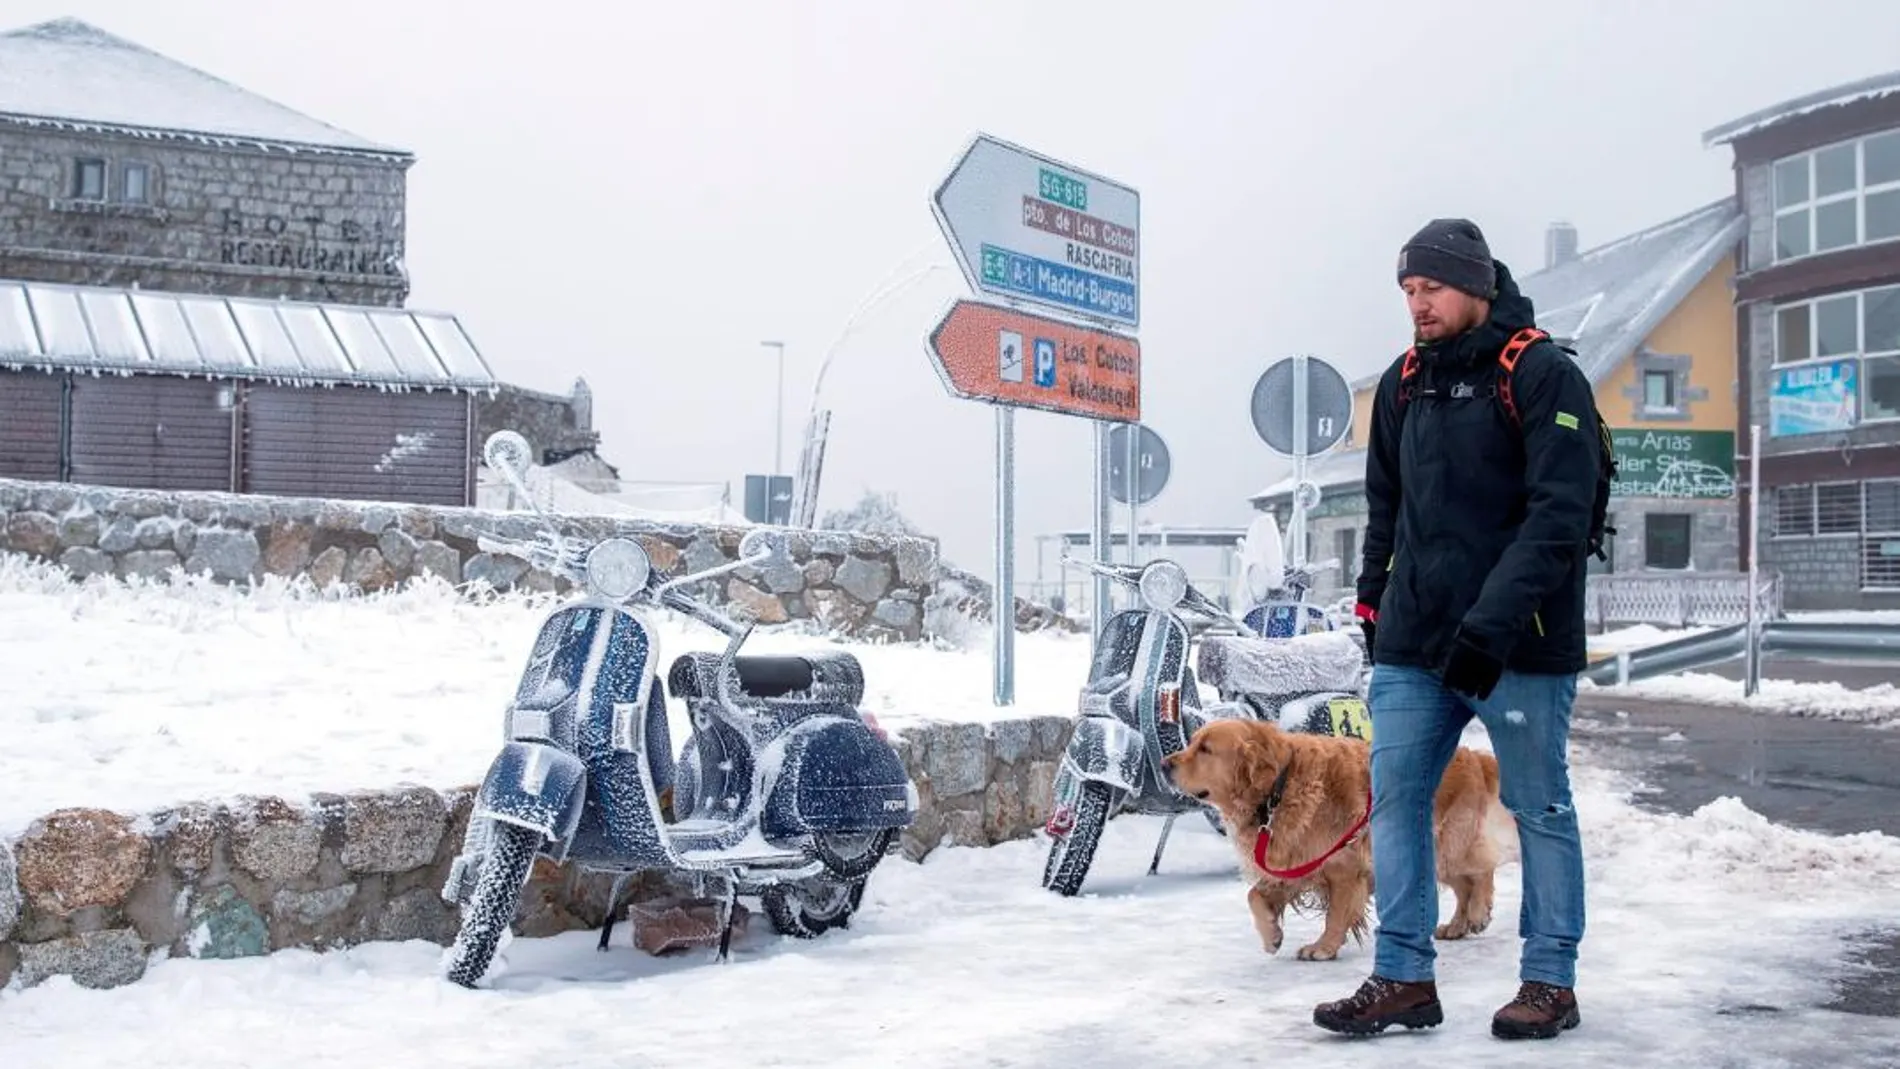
[6,764,1899,1069]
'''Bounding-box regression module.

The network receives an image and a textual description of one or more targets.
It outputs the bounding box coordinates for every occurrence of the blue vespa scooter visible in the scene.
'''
[441,432,916,987]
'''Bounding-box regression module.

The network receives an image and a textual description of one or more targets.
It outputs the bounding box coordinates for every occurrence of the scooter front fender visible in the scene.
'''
[472,741,588,846]
[1060,715,1145,794]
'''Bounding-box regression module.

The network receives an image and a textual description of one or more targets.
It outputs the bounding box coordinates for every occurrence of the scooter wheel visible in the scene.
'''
[1041,781,1113,897]
[762,875,868,939]
[443,821,541,988]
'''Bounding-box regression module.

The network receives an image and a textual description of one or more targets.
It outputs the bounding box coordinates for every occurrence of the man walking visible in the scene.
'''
[1312,219,1603,1041]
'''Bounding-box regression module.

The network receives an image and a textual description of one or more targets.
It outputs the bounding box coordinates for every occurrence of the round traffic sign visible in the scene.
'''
[1250,355,1353,457]
[1107,422,1171,505]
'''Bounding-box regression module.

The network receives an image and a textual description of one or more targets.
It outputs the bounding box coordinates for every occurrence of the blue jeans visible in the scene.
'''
[1366,664,1585,988]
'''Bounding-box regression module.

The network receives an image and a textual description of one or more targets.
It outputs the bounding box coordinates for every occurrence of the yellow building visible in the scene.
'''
[1252,200,1747,593]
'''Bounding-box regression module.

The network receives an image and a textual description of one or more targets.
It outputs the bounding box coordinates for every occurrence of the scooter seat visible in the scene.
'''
[667,650,866,706]
[1197,630,1364,699]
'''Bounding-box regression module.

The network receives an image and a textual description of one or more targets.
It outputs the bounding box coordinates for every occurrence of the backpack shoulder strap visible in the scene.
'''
[1494,327,1550,429]
[1395,347,1421,409]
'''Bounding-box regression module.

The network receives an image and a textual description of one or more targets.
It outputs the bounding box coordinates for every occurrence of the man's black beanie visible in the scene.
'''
[1396,218,1497,300]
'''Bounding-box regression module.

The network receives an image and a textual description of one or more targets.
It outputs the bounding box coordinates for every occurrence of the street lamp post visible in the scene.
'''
[762,340,785,475]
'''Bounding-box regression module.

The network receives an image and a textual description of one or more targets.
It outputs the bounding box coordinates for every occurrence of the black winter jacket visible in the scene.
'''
[1356,260,1602,676]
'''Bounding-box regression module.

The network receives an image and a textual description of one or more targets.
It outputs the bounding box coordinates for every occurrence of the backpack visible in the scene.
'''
[1394,327,1619,562]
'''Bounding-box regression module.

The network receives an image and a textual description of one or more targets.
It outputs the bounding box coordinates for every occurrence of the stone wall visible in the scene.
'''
[0,477,938,642]
[0,716,1074,990]
[0,122,411,307]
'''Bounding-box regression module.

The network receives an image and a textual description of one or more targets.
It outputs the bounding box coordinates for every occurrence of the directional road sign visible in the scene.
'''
[931,134,1141,330]
[926,299,1141,422]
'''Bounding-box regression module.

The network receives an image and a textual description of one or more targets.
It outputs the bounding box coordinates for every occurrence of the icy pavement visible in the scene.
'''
[0,557,1091,835]
[4,765,1899,1068]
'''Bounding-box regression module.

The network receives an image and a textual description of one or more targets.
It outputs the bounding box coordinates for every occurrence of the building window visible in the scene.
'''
[1817,481,1863,535]
[1772,283,1900,422]
[1773,485,1814,537]
[72,158,106,201]
[122,162,150,204]
[1642,369,1677,411]
[1864,479,1900,591]
[1644,513,1693,570]
[1773,129,1900,262]
[1334,527,1357,579]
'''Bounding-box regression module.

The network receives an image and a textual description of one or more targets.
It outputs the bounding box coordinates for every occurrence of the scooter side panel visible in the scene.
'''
[760,715,914,837]
[474,741,587,843]
[671,714,755,823]
[1061,715,1145,794]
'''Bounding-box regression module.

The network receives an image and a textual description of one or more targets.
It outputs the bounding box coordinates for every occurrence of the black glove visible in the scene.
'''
[1359,620,1377,659]
[1441,629,1505,701]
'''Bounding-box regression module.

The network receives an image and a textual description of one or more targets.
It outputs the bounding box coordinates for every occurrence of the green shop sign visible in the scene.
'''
[1609,428,1735,499]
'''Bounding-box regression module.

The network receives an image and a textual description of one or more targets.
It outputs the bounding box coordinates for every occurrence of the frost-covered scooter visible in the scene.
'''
[441,432,916,987]
[1215,514,1372,741]
[1041,556,1259,897]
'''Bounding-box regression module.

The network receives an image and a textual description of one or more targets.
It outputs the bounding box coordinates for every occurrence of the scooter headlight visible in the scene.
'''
[584,537,651,601]
[1137,560,1189,613]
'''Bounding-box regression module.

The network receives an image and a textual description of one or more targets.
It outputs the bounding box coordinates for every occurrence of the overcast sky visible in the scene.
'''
[17,0,1900,579]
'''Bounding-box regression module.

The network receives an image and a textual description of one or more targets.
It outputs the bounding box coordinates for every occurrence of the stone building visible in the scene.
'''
[0,17,606,507]
[1704,71,1900,610]
[0,17,410,307]
[1252,204,1748,596]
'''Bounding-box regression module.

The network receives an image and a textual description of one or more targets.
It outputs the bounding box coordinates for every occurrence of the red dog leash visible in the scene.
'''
[1251,758,1374,880]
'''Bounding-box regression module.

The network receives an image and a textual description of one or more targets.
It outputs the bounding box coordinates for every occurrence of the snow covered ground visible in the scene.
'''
[4,557,1897,834]
[4,762,1899,1067]
[0,556,1092,836]
[4,559,1900,1063]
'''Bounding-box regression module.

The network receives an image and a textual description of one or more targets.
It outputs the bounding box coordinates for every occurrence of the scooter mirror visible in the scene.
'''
[739,527,786,562]
[483,430,534,481]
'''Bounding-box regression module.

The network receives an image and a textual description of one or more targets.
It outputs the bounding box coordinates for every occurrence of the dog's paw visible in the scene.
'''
[1259,929,1284,955]
[1295,942,1341,961]
[1434,921,1472,941]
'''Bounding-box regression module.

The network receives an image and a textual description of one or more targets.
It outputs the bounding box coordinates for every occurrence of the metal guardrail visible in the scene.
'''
[1581,621,1900,687]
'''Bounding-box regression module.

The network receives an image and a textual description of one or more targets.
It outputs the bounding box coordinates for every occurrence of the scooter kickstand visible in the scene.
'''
[714,878,739,963]
[596,872,634,952]
[1148,813,1179,876]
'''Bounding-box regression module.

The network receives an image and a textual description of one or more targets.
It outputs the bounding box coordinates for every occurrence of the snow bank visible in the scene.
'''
[0,556,1093,836]
[1584,670,1900,726]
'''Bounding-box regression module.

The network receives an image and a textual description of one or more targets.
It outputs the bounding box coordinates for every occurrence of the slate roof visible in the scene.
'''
[1250,198,1746,507]
[0,278,496,391]
[0,17,406,158]
[1703,69,1900,148]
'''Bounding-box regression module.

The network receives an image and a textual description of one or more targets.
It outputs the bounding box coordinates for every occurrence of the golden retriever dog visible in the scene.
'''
[1162,718,1510,963]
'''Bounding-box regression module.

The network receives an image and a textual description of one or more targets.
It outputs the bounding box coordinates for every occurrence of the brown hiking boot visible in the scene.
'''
[1313,975,1443,1036]
[1492,981,1581,1040]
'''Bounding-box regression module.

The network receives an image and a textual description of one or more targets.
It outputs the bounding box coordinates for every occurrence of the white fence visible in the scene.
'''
[1289,574,1785,632]
[1585,573,1783,630]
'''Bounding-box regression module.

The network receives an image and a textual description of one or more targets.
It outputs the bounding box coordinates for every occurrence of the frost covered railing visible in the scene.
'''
[1585,573,1782,629]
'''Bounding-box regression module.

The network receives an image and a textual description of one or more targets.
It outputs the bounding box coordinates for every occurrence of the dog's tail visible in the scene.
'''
[1476,751,1520,865]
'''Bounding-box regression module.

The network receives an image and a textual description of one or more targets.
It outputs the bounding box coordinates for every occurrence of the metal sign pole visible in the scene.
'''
[1126,425,1139,567]
[994,405,1016,705]
[1290,353,1310,570]
[1745,422,1763,698]
[1092,419,1113,651]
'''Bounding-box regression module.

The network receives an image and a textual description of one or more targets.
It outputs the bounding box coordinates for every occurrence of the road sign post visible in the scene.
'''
[1107,422,1171,569]
[1251,355,1353,574]
[928,134,1140,703]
